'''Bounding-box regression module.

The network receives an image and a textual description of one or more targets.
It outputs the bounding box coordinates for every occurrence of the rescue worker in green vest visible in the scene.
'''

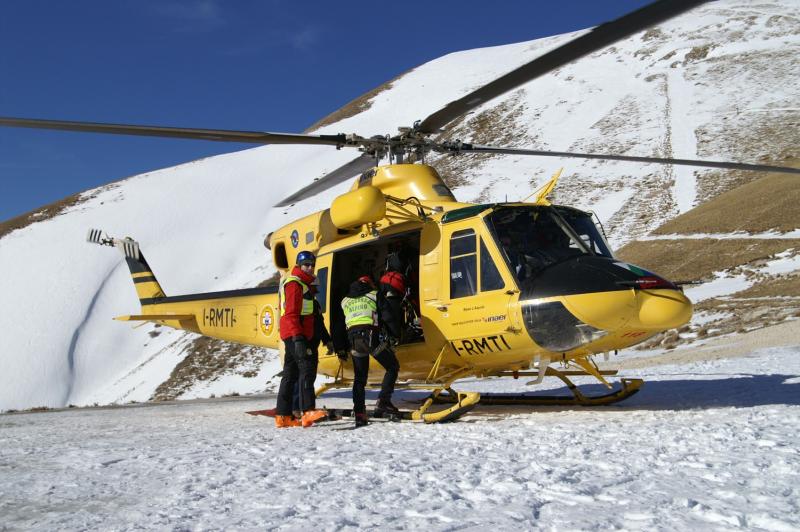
[341,275,400,427]
[274,251,327,428]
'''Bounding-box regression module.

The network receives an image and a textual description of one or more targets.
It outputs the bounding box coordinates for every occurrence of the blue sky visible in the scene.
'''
[0,0,653,222]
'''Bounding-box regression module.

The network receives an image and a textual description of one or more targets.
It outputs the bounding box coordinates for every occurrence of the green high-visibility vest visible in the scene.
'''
[341,291,378,328]
[279,275,314,317]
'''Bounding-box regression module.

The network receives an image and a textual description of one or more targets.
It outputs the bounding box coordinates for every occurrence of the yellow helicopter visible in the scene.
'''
[2,0,799,423]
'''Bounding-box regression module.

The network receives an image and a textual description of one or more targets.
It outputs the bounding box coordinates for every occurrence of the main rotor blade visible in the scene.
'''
[456,144,800,175]
[416,0,707,134]
[0,116,348,146]
[273,153,378,207]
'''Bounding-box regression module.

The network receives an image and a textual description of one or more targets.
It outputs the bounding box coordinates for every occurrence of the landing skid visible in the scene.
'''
[314,397,477,424]
[413,389,480,423]
[315,369,481,424]
[436,371,643,407]
[314,364,641,422]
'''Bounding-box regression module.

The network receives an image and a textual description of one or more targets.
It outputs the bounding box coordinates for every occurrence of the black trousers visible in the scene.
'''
[349,329,400,414]
[276,338,318,415]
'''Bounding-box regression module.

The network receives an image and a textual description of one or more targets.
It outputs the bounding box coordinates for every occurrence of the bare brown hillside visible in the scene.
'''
[654,167,800,235]
[617,173,800,350]
[0,192,87,240]
[305,69,413,133]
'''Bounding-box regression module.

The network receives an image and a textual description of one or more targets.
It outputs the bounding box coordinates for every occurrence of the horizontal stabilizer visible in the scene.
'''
[114,314,195,322]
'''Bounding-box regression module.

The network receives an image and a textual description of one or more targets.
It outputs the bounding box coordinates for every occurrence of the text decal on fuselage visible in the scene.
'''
[451,334,511,356]
[621,331,647,339]
[204,307,237,328]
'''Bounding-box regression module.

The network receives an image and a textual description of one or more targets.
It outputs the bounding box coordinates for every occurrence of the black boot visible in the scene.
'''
[354,412,369,428]
[375,398,400,416]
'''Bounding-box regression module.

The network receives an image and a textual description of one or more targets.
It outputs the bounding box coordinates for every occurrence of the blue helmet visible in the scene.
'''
[296,250,316,266]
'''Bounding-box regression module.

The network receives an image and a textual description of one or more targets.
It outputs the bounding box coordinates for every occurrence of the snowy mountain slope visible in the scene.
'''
[0,147,360,411]
[424,0,800,245]
[1,0,798,411]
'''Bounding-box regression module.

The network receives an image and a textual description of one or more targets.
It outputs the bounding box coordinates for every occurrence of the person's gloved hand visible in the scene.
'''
[290,337,308,358]
[336,350,349,362]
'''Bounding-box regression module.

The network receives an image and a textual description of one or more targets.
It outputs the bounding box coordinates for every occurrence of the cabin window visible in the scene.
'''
[315,267,328,313]
[432,184,454,198]
[450,229,477,298]
[274,242,288,269]
[480,238,504,292]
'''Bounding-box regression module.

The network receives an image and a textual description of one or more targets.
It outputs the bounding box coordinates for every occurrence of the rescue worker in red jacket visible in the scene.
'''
[275,251,327,428]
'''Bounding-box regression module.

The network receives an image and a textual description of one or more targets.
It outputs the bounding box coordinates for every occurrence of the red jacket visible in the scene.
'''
[279,266,316,340]
[380,270,406,295]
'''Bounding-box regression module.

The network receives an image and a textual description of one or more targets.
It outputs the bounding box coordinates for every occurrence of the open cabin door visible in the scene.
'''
[324,228,424,350]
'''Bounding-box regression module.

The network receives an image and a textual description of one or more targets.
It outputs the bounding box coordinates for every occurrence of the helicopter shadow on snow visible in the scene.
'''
[610,373,800,411]
[321,373,800,416]
[506,373,799,415]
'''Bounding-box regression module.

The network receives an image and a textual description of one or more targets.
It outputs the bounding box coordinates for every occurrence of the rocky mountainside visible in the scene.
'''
[1,0,798,411]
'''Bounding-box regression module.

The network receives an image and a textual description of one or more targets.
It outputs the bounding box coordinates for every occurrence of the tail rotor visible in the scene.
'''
[86,228,140,260]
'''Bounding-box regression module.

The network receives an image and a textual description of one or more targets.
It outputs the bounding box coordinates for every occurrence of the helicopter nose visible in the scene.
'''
[629,288,692,330]
[560,287,692,331]
[519,257,692,351]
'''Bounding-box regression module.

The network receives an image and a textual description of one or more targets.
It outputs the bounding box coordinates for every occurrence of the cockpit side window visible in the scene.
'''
[486,206,612,286]
[480,238,504,292]
[557,209,613,257]
[449,229,477,299]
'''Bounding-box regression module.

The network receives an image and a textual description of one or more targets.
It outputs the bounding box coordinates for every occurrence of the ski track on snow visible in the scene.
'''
[668,68,699,214]
[64,262,120,406]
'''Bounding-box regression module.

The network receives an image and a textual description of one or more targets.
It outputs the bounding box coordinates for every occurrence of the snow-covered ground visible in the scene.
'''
[2,341,798,531]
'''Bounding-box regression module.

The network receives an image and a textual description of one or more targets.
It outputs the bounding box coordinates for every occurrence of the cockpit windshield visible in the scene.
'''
[485,206,613,284]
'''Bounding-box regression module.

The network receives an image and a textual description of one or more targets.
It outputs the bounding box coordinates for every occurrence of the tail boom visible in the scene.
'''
[88,228,282,348]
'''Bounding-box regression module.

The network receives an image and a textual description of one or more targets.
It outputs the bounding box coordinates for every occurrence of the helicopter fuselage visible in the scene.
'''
[113,163,691,384]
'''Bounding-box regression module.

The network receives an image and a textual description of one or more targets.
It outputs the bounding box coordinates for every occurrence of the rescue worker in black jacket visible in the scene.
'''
[378,252,406,344]
[341,275,400,427]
